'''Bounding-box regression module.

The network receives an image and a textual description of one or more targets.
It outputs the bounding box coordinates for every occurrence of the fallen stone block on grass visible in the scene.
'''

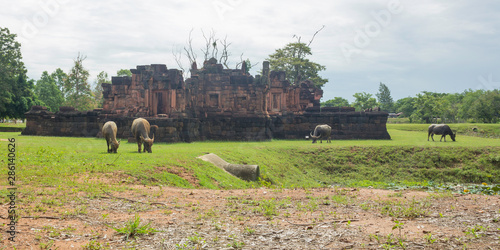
[197,153,260,181]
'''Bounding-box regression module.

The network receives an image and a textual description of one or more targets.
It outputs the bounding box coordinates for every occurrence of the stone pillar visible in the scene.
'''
[261,61,270,117]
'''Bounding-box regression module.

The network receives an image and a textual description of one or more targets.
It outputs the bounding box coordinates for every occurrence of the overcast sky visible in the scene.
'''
[2,0,499,102]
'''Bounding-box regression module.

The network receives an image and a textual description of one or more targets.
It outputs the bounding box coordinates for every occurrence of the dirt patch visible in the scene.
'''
[155,165,200,187]
[1,186,499,249]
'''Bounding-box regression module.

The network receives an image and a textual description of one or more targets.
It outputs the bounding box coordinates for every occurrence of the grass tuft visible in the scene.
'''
[106,214,158,240]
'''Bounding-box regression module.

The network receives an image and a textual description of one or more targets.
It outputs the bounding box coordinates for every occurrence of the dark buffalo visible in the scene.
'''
[131,118,155,153]
[428,124,456,142]
[310,124,332,143]
[103,121,120,153]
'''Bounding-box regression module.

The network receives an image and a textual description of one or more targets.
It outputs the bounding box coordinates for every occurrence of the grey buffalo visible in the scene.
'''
[310,124,332,143]
[131,118,155,153]
[103,121,120,153]
[428,124,456,142]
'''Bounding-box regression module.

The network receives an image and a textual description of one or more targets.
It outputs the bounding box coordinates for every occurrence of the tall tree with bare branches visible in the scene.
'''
[173,29,246,78]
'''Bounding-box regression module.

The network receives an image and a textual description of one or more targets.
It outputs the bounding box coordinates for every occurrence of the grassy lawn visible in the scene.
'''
[0,122,26,128]
[1,124,498,249]
[387,123,500,138]
[1,123,499,199]
[0,122,26,132]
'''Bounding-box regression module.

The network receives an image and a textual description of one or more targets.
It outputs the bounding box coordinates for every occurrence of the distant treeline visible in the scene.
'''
[323,89,500,124]
[393,89,500,123]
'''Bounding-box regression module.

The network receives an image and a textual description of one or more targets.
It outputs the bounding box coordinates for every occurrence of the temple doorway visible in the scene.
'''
[153,91,168,116]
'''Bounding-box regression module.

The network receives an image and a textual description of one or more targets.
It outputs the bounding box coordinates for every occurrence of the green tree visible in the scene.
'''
[321,97,349,107]
[411,92,448,123]
[394,97,416,118]
[35,71,64,112]
[0,27,25,117]
[116,69,132,77]
[51,68,67,98]
[376,82,394,112]
[458,89,483,121]
[4,74,42,119]
[267,41,327,88]
[352,92,378,111]
[7,75,44,119]
[469,90,500,123]
[92,71,110,108]
[0,27,42,119]
[236,58,255,74]
[442,93,462,123]
[64,53,93,111]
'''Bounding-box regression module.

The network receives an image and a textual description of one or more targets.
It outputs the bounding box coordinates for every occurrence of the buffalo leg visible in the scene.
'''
[137,142,142,153]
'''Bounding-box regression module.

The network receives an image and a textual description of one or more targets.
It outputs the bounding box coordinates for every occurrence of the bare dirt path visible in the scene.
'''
[2,186,500,249]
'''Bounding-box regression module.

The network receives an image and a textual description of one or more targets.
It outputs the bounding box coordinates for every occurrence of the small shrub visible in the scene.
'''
[106,214,158,240]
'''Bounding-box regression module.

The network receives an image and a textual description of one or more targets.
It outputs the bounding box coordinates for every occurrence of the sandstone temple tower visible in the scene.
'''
[101,59,323,119]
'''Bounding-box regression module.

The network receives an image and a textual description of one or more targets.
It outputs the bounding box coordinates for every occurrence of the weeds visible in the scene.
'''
[106,214,158,240]
[244,227,255,235]
[39,240,56,250]
[187,232,205,246]
[82,240,109,250]
[380,199,429,218]
[259,198,278,219]
[465,225,487,239]
[227,240,245,249]
[425,233,437,244]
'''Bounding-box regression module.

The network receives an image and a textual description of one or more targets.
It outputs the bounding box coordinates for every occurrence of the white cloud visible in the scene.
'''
[1,0,499,100]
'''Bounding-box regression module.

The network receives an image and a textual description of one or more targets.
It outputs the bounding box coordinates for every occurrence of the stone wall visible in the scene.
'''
[22,106,390,141]
[271,110,391,140]
[22,106,101,137]
[96,115,271,142]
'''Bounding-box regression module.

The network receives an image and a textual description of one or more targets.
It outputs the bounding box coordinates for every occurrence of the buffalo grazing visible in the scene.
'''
[310,124,332,143]
[103,121,120,153]
[131,118,155,153]
[428,124,456,142]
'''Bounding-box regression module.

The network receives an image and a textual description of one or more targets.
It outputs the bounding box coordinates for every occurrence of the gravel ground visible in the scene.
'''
[2,186,500,249]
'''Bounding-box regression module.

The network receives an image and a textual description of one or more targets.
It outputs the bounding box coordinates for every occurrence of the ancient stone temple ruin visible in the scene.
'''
[101,59,322,118]
[23,59,391,141]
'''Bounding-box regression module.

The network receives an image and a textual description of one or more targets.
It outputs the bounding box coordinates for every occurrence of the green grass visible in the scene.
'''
[388,123,500,138]
[106,214,159,240]
[0,123,499,197]
[0,122,26,128]
[0,122,26,132]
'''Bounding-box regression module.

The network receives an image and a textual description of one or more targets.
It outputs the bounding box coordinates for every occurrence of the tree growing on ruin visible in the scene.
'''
[267,26,328,88]
[173,29,251,78]
[64,53,93,111]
